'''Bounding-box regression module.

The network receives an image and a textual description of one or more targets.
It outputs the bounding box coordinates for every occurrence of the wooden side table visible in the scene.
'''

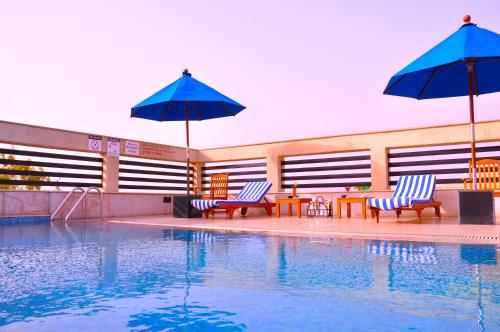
[336,197,369,219]
[276,197,312,218]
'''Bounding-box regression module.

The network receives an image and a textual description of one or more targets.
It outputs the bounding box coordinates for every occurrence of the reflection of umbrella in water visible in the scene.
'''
[474,264,485,332]
[460,244,497,331]
[384,15,500,189]
[131,70,246,194]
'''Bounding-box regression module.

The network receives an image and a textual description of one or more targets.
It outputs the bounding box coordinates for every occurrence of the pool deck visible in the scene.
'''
[104,214,500,245]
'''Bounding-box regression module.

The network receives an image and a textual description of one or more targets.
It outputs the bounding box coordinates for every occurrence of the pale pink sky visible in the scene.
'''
[1,0,499,149]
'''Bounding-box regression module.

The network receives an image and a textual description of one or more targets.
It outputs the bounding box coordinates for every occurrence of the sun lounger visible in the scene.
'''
[191,181,275,219]
[367,175,441,223]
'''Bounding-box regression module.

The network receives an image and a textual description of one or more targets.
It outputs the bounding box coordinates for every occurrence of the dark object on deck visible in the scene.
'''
[173,195,202,218]
[458,191,495,225]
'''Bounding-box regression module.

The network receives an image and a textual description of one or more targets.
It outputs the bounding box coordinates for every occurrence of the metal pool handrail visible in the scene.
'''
[51,187,103,223]
[51,187,84,221]
[65,187,103,222]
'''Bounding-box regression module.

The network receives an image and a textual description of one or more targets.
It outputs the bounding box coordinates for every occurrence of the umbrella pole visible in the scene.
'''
[185,102,190,195]
[467,61,478,190]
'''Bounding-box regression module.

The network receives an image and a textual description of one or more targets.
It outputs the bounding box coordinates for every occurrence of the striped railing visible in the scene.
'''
[281,151,371,192]
[119,156,194,193]
[0,144,102,189]
[388,141,500,187]
[201,158,267,193]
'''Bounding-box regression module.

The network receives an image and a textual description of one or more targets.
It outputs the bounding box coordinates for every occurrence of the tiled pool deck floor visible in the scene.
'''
[104,214,500,245]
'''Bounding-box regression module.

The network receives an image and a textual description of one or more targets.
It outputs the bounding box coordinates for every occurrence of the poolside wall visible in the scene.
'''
[0,191,173,218]
[1,119,500,218]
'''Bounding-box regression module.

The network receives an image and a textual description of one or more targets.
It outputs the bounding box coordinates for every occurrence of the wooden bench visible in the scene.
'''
[464,159,500,197]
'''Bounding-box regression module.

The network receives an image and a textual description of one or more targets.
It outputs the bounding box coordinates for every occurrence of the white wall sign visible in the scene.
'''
[125,140,140,155]
[107,138,120,156]
[88,135,102,152]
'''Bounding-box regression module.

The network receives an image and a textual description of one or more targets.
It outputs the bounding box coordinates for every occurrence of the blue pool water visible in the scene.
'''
[1,222,500,331]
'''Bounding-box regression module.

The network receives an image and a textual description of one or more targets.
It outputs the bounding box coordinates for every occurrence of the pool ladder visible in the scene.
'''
[51,187,103,223]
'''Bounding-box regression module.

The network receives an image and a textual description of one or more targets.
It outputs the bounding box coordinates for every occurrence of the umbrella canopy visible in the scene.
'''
[384,15,500,189]
[132,70,246,120]
[131,70,246,194]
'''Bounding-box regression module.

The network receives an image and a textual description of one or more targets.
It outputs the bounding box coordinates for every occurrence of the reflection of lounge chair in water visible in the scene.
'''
[309,237,332,245]
[191,231,217,245]
[369,241,438,265]
[191,182,275,219]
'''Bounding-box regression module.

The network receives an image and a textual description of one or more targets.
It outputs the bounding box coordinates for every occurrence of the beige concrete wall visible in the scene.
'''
[2,189,499,218]
[102,154,119,192]
[199,120,500,159]
[0,191,172,219]
[2,119,500,218]
[0,120,197,194]
[266,190,499,218]
[0,119,194,161]
[3,118,500,193]
[199,120,500,190]
[266,189,461,217]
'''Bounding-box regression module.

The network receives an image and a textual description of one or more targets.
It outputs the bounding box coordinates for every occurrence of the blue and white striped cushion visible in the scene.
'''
[234,182,272,202]
[191,182,272,211]
[191,199,220,210]
[367,197,412,210]
[367,175,436,211]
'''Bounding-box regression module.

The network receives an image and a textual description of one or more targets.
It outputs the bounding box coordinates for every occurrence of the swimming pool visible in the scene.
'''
[1,222,499,331]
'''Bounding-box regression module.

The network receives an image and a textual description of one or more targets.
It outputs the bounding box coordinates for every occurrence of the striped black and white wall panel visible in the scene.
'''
[281,151,371,192]
[202,159,267,193]
[389,141,500,187]
[119,156,193,193]
[0,143,102,190]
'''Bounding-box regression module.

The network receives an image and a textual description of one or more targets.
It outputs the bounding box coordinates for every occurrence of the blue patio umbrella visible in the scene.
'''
[131,69,246,194]
[384,15,500,189]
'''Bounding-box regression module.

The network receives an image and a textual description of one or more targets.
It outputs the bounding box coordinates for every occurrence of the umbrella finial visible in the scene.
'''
[463,15,471,24]
[183,69,192,77]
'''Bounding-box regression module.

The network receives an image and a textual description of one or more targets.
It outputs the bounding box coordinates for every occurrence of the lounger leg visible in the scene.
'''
[227,207,235,219]
[204,209,209,218]
[415,209,423,224]
[264,206,273,216]
[241,207,248,216]
[396,209,401,219]
[372,208,380,223]
[434,205,441,220]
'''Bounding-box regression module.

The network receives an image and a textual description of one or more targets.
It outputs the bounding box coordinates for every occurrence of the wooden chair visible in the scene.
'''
[463,159,500,196]
[202,173,229,218]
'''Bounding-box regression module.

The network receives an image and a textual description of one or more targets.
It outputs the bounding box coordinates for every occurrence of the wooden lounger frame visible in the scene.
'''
[370,200,442,224]
[217,198,276,219]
